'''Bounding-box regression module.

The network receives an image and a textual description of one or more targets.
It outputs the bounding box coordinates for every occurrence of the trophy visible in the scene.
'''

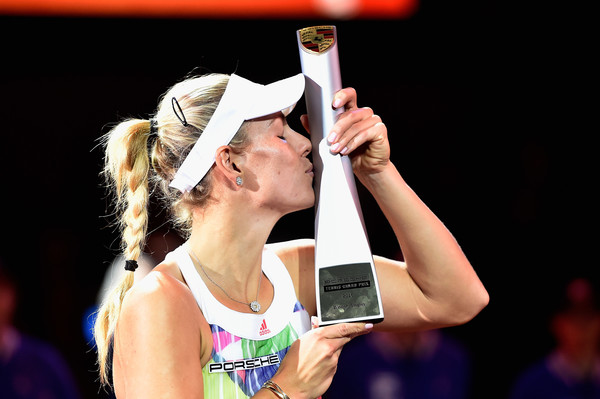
[297,26,384,326]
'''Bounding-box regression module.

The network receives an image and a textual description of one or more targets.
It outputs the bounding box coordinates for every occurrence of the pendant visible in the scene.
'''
[250,301,261,313]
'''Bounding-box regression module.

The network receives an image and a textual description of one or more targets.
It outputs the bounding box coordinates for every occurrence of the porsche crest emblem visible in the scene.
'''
[298,25,336,54]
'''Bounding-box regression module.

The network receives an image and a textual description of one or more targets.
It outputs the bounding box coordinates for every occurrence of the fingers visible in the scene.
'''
[301,88,357,138]
[320,87,388,158]
[328,322,374,339]
[276,320,372,398]
[318,322,373,348]
[332,87,358,111]
[328,108,385,155]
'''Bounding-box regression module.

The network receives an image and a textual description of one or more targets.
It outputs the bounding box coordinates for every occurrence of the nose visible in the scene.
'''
[289,127,311,157]
[299,134,312,158]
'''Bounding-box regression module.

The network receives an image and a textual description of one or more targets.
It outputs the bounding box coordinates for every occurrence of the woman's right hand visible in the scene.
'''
[269,320,373,399]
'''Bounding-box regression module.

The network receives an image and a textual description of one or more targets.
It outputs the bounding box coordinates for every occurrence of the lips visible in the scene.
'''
[305,164,314,176]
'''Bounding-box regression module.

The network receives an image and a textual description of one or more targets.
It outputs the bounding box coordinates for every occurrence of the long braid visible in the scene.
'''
[95,119,151,384]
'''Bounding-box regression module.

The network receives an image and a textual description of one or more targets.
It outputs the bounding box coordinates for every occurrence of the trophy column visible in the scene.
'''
[297,25,384,326]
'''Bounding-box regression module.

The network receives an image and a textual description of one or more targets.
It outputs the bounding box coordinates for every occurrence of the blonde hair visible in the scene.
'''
[94,73,250,385]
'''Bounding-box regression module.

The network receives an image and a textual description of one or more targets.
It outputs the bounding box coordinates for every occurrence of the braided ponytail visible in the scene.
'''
[94,118,151,384]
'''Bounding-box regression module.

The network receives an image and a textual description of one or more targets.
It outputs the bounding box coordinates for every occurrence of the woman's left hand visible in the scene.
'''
[325,88,391,176]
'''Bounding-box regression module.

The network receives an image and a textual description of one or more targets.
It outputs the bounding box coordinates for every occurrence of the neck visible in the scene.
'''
[187,198,279,298]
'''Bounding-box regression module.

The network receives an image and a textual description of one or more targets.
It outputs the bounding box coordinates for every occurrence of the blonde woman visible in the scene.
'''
[94,72,488,399]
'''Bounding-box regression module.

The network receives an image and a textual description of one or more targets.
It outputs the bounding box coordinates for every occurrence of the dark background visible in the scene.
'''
[0,1,595,398]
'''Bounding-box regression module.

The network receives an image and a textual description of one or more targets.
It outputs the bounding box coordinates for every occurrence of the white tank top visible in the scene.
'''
[166,244,311,398]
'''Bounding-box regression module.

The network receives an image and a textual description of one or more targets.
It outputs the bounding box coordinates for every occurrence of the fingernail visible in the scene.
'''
[365,323,373,330]
[327,131,337,143]
[333,98,342,109]
[330,142,340,152]
[340,146,348,155]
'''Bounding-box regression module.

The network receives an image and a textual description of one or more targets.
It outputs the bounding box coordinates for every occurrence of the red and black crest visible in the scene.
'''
[298,25,336,54]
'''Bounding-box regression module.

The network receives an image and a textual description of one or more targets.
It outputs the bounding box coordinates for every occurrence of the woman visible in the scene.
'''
[94,72,488,398]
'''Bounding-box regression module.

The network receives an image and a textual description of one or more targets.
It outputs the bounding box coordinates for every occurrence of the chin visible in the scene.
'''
[304,191,316,209]
[286,193,316,215]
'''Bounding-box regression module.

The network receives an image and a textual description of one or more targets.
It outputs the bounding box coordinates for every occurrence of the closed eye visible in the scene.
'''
[278,135,287,142]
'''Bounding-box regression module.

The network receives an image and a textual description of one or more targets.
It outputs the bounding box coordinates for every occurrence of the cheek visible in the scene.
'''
[248,141,283,163]
[251,144,295,171]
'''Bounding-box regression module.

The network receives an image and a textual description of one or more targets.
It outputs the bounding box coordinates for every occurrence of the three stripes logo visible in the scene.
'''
[259,319,271,336]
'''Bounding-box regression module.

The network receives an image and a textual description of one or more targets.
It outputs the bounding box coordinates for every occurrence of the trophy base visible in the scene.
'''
[317,262,384,326]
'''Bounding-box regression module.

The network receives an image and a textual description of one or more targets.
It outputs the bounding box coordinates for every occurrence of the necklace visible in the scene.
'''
[189,250,262,313]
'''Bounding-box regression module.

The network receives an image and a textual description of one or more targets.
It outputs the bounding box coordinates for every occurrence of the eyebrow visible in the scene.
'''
[267,113,286,128]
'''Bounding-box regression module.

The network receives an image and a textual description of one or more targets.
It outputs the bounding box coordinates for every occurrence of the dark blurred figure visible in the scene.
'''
[326,328,471,399]
[510,277,600,399]
[0,262,80,399]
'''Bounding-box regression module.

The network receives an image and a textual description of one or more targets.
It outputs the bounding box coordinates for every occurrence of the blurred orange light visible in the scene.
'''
[0,0,418,19]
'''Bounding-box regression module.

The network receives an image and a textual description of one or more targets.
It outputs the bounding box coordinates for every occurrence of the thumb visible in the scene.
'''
[325,322,374,342]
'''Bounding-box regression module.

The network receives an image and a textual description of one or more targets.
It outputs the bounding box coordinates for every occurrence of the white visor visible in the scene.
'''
[169,73,306,193]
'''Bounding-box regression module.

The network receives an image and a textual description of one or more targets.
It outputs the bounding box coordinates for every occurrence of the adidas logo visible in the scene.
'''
[259,319,271,336]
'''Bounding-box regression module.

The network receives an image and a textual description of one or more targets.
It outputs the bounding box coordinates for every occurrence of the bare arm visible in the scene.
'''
[113,270,206,398]
[292,87,488,332]
[365,164,488,330]
[332,88,488,329]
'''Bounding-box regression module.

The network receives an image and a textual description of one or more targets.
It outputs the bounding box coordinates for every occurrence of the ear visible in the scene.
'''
[300,114,311,134]
[214,145,243,184]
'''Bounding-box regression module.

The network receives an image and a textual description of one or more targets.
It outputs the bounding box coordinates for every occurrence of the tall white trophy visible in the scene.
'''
[297,25,384,326]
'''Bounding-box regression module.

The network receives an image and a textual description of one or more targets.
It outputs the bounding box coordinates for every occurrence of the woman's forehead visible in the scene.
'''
[249,111,285,124]
[247,112,286,133]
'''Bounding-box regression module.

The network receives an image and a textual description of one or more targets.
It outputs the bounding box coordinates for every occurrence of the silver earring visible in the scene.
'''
[236,176,243,186]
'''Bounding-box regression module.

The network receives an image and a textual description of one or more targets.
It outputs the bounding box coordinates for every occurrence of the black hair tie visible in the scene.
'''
[149,117,159,138]
[124,260,139,272]
[171,97,188,127]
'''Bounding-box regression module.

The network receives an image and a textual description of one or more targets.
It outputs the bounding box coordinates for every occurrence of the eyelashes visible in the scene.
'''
[277,135,287,142]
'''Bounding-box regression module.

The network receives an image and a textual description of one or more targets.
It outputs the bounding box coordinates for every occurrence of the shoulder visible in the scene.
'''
[117,260,205,352]
[266,239,314,265]
[266,239,314,279]
[113,262,208,396]
[122,261,192,313]
[266,239,316,314]
[266,238,315,253]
